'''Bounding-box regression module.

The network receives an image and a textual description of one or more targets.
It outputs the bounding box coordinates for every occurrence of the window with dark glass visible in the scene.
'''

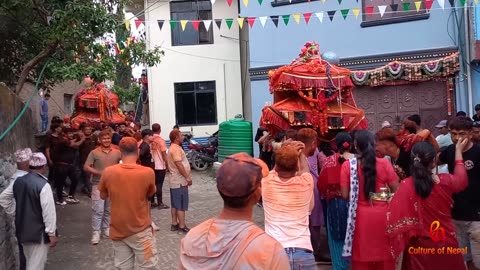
[361,0,429,27]
[170,0,213,46]
[174,81,217,126]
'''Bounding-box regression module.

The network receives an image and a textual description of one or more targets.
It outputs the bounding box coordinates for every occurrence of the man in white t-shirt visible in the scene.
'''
[262,141,316,269]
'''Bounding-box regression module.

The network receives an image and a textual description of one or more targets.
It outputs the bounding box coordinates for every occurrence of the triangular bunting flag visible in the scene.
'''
[390,4,398,11]
[135,19,143,29]
[437,0,445,9]
[327,10,336,21]
[125,20,130,31]
[227,0,233,6]
[237,17,245,29]
[270,15,279,27]
[414,1,422,11]
[225,18,234,29]
[352,8,360,19]
[341,9,349,20]
[211,0,216,4]
[459,0,466,6]
[365,6,374,16]
[403,2,410,11]
[157,20,165,31]
[338,0,342,4]
[315,12,324,23]
[180,20,188,31]
[425,0,434,10]
[378,5,387,17]
[215,19,222,29]
[243,0,249,6]
[203,20,212,31]
[322,0,326,3]
[192,20,200,31]
[258,0,264,4]
[282,15,290,25]
[448,0,454,6]
[293,13,301,24]
[170,20,177,30]
[259,16,268,27]
[475,0,479,5]
[247,17,256,28]
[304,13,312,24]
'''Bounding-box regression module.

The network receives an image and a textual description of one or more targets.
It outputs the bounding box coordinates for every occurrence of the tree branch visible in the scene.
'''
[15,42,58,94]
[31,0,50,25]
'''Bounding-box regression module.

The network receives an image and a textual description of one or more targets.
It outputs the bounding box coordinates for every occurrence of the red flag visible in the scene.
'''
[425,0,434,11]
[227,0,233,6]
[135,19,143,29]
[247,17,256,28]
[303,13,312,24]
[365,6,374,17]
[192,20,201,31]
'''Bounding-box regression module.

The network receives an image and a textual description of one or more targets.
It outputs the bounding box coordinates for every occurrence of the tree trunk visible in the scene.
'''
[15,42,58,94]
[114,2,132,90]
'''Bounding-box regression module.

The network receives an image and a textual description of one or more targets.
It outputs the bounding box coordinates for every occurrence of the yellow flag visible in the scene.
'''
[475,0,479,5]
[243,0,249,6]
[125,20,130,30]
[352,8,360,19]
[415,1,422,11]
[322,0,326,3]
[180,20,188,31]
[238,17,245,29]
[293,13,301,24]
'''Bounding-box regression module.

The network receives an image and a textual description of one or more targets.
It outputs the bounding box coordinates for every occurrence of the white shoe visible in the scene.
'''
[91,231,101,245]
[102,228,109,238]
[152,222,160,231]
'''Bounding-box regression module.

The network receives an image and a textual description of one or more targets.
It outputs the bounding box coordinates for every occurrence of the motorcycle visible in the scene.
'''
[185,131,218,171]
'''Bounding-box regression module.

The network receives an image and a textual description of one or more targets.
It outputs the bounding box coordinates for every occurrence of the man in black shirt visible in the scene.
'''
[139,129,154,169]
[473,104,480,122]
[439,116,480,269]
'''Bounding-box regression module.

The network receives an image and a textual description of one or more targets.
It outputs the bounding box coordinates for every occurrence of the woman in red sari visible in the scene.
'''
[340,130,399,270]
[386,141,469,270]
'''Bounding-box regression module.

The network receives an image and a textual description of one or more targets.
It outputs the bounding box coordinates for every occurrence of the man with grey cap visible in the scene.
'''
[179,152,290,270]
[4,153,57,270]
[0,148,32,270]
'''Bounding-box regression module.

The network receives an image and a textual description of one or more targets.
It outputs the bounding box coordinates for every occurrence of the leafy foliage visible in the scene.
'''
[0,0,163,93]
[111,84,141,105]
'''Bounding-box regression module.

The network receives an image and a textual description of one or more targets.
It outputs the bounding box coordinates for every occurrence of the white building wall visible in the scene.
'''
[145,0,243,137]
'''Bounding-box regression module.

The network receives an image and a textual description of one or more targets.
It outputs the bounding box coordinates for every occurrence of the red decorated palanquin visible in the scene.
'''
[70,78,125,129]
[260,42,368,141]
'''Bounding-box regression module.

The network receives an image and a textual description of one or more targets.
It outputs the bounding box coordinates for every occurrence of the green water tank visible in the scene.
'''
[218,115,253,162]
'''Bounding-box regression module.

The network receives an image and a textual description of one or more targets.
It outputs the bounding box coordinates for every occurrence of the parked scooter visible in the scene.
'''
[186,131,218,171]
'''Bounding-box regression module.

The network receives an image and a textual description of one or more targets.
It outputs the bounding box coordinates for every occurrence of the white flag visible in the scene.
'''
[259,16,268,27]
[378,5,387,17]
[210,0,216,5]
[203,20,212,31]
[437,0,445,9]
[315,12,324,23]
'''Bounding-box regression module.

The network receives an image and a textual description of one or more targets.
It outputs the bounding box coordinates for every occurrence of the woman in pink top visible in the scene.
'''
[340,130,399,270]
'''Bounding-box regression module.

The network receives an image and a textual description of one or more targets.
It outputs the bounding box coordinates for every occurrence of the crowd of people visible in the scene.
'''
[2,107,480,270]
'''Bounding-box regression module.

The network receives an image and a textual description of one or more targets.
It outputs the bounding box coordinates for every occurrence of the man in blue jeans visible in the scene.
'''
[262,137,317,270]
[40,93,50,133]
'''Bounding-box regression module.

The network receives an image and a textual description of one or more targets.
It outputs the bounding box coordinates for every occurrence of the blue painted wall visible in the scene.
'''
[241,0,472,144]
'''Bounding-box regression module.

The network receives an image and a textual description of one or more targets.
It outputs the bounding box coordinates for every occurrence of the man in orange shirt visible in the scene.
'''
[151,123,169,209]
[179,152,290,270]
[167,129,192,234]
[98,137,158,269]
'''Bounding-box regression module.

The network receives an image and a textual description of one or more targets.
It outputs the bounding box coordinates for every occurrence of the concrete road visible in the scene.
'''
[46,170,332,270]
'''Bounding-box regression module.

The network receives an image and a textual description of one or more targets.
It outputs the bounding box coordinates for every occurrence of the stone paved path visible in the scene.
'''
[46,170,332,270]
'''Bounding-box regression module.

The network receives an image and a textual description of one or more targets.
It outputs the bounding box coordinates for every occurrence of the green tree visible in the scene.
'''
[111,84,141,106]
[0,0,163,94]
